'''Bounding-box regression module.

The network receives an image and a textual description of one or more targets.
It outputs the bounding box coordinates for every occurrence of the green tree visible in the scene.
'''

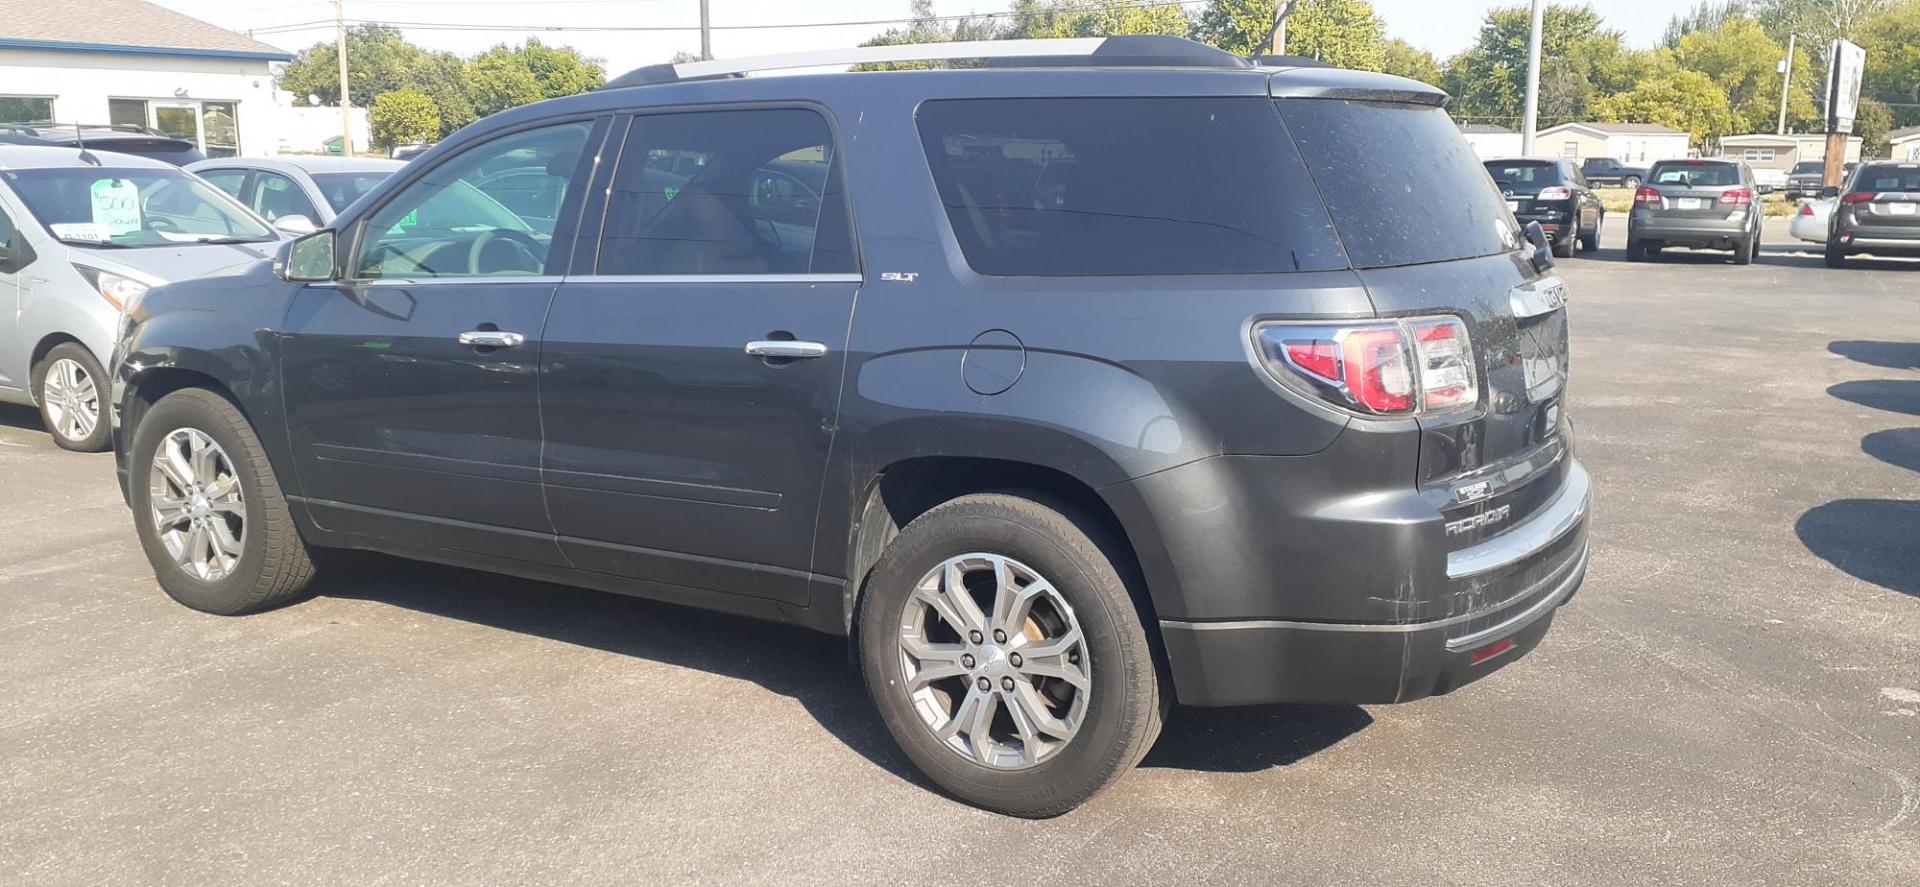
[1754,0,1896,50]
[856,0,1002,70]
[1444,5,1640,128]
[1282,0,1388,70]
[368,88,440,149]
[1591,67,1738,146]
[277,25,473,138]
[1006,0,1191,38]
[1856,96,1895,154]
[1379,38,1443,85]
[1860,0,1920,127]
[1195,0,1280,55]
[1665,1,1751,47]
[1674,16,1818,132]
[465,39,605,118]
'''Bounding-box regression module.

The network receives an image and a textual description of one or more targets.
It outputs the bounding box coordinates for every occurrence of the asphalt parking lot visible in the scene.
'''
[2,218,1915,886]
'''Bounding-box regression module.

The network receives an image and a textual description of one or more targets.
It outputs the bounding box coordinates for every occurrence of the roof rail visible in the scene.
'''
[606,35,1253,89]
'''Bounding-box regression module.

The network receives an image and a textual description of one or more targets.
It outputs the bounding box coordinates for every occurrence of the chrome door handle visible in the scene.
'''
[744,340,828,359]
[458,330,526,348]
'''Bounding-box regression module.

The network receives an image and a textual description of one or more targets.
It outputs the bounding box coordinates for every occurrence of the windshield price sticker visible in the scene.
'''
[90,179,143,237]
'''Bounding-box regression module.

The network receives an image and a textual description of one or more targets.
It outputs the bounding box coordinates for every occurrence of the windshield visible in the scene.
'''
[1484,161,1564,187]
[3,167,273,247]
[1649,162,1741,187]
[1791,161,1824,175]
[310,172,391,213]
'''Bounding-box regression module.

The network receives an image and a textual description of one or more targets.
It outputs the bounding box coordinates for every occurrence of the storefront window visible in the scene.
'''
[1,96,54,124]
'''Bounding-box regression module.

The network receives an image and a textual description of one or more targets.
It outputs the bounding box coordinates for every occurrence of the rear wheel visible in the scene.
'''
[1625,238,1646,262]
[858,493,1162,817]
[1825,238,1848,268]
[1579,215,1601,252]
[32,343,110,453]
[129,388,317,615]
[1733,234,1756,265]
[1551,232,1575,258]
[1622,176,1642,191]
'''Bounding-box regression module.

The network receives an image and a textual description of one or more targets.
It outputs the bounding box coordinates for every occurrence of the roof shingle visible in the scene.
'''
[0,0,288,58]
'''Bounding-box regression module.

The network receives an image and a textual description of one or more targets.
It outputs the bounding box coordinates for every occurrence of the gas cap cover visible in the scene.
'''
[961,329,1026,396]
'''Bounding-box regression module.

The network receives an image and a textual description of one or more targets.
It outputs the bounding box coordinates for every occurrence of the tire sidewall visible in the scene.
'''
[858,502,1151,815]
[33,343,111,452]
[129,392,275,614]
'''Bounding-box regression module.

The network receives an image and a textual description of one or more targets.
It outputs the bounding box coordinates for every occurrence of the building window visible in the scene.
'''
[1561,141,1578,158]
[1742,147,1776,162]
[107,98,240,156]
[109,98,149,129]
[0,96,54,124]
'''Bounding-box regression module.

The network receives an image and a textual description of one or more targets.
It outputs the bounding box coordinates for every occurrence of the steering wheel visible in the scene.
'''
[467,228,546,276]
[146,216,182,233]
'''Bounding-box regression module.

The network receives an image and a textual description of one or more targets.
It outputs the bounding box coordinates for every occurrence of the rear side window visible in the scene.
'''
[596,107,856,275]
[1650,162,1740,187]
[1484,161,1563,186]
[1276,99,1519,268]
[1853,164,1920,192]
[916,97,1346,276]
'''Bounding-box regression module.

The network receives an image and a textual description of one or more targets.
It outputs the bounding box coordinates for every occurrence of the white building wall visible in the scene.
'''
[1462,131,1524,159]
[0,47,278,156]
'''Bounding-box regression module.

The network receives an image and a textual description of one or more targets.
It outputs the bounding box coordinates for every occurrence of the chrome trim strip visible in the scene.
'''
[335,276,566,287]
[582,274,864,284]
[667,38,1106,80]
[1443,545,1587,652]
[1843,237,1920,248]
[1158,540,1587,637]
[1446,460,1589,579]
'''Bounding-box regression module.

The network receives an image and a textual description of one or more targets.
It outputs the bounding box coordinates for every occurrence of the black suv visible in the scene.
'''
[111,37,1589,816]
[1824,161,1920,267]
[1485,157,1605,257]
[1579,156,1646,190]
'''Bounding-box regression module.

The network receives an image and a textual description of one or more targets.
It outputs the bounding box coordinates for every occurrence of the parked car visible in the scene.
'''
[187,156,405,231]
[390,142,435,161]
[112,37,1588,816]
[1785,159,1856,200]
[1789,193,1835,244]
[1824,161,1920,268]
[1484,157,1605,257]
[1751,167,1788,195]
[1627,158,1764,264]
[0,145,280,450]
[0,124,206,166]
[1579,156,1647,189]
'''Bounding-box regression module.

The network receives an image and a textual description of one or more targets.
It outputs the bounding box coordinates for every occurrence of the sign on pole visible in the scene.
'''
[1825,39,1866,134]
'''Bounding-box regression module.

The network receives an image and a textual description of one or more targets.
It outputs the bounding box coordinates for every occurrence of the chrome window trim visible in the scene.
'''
[577,273,864,285]
[325,275,567,288]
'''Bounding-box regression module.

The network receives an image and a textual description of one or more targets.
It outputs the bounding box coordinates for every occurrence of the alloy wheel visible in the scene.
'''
[148,428,247,582]
[41,358,100,443]
[897,553,1091,770]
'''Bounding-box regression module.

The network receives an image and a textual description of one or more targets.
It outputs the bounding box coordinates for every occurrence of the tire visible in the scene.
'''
[1825,238,1848,268]
[1622,176,1642,191]
[1579,215,1601,253]
[1626,238,1645,262]
[1551,233,1575,258]
[1733,235,1755,265]
[857,493,1162,817]
[32,342,111,452]
[129,388,317,615]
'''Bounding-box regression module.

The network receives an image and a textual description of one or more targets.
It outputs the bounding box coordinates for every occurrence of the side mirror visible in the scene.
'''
[1522,220,1555,272]
[1819,186,1841,200]
[0,235,34,275]
[276,229,336,283]
[272,214,318,236]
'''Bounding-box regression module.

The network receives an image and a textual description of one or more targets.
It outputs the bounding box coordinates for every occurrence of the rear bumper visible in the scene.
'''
[1835,225,1920,252]
[1151,459,1591,706]
[1631,214,1751,243]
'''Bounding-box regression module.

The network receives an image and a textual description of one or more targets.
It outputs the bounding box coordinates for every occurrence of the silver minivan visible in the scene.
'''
[0,146,284,450]
[1626,158,1764,264]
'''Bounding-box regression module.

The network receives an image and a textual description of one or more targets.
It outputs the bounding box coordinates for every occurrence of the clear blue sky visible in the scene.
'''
[153,1,1684,77]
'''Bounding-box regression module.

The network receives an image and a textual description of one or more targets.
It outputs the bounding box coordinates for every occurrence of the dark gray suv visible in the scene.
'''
[111,37,1589,816]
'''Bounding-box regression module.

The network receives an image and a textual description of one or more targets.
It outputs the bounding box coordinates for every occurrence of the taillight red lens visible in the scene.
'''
[1841,191,1877,205]
[1798,202,1815,216]
[1634,187,1661,206]
[1256,316,1478,417]
[1536,186,1573,201]
[1719,188,1754,206]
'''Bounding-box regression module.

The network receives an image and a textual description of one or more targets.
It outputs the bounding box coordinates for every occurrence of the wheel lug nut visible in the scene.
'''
[1001,677,1015,691]
[992,629,1007,643]
[976,677,991,691]
[1009,653,1023,667]
[961,654,976,668]
[968,630,983,644]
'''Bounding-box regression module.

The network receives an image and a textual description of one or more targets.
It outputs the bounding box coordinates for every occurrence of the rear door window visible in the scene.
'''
[1650,162,1740,187]
[1276,99,1520,268]
[915,97,1347,276]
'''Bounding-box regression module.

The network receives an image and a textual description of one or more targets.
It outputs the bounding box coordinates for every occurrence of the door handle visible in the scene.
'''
[744,340,828,360]
[458,330,526,349]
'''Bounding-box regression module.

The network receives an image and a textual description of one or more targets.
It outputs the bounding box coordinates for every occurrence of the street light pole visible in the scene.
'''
[1776,33,1796,135]
[700,0,712,60]
[1269,1,1297,56]
[1520,0,1544,155]
[335,0,352,156]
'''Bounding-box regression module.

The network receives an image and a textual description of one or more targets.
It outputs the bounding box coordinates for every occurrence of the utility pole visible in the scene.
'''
[335,0,352,156]
[1776,34,1795,135]
[699,0,712,60]
[1520,0,1544,155]
[1269,1,1297,56]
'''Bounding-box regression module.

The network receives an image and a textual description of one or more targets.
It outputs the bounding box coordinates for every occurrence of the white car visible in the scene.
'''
[1790,197,1835,244]
[1752,167,1788,194]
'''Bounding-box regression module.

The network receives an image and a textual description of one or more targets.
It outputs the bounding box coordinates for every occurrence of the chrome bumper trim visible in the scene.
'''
[1447,460,1590,579]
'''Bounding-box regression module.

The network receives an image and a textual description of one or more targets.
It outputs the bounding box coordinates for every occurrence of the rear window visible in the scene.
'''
[1277,99,1520,268]
[1483,161,1564,186]
[311,172,390,213]
[1852,164,1920,193]
[1649,161,1741,187]
[915,97,1347,276]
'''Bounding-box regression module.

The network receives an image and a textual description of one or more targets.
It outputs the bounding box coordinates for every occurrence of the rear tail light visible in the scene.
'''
[1719,188,1754,206]
[1535,186,1573,201]
[1840,191,1878,205]
[1798,202,1815,216]
[1634,187,1661,206]
[1255,316,1478,417]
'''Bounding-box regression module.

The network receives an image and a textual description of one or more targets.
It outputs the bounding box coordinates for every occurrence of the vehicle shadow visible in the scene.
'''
[1827,380,1920,416]
[0,403,43,432]
[313,554,1368,782]
[1795,500,1920,598]
[1862,428,1920,474]
[1830,340,1920,371]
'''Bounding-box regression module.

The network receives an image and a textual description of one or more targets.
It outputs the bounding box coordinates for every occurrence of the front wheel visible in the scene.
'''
[858,494,1163,817]
[33,342,110,452]
[129,388,317,615]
